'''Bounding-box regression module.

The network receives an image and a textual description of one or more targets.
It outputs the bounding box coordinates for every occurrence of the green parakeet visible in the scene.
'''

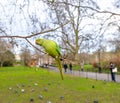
[35,38,63,80]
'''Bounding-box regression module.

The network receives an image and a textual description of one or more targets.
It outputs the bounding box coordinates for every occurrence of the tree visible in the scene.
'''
[107,21,120,52]
[40,0,97,63]
[20,46,32,66]
[0,39,15,66]
[43,0,120,63]
[0,0,120,64]
[3,50,15,66]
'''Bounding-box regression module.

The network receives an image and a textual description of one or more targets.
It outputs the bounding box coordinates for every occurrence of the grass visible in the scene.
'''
[0,66,120,103]
[72,64,97,71]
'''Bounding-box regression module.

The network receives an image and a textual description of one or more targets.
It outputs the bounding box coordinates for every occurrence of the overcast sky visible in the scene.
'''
[0,0,119,35]
[0,0,120,53]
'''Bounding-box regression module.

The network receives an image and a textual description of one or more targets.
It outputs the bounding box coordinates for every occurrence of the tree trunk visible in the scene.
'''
[74,34,79,64]
[74,48,79,64]
[74,53,79,64]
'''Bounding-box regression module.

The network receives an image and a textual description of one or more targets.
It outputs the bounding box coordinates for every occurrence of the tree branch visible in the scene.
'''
[81,6,120,16]
[57,2,120,16]
[25,38,46,54]
[0,21,70,39]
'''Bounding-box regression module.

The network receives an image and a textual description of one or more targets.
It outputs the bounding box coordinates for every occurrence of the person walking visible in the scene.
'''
[69,62,72,73]
[109,62,116,82]
[80,62,84,71]
[63,62,68,73]
[98,63,102,73]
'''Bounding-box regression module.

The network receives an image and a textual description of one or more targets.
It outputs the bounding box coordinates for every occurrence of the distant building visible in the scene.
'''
[28,54,54,67]
[37,54,54,66]
[15,53,54,67]
[15,54,21,61]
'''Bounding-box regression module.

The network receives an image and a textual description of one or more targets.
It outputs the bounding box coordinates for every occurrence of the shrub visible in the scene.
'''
[3,61,13,66]
[92,62,98,68]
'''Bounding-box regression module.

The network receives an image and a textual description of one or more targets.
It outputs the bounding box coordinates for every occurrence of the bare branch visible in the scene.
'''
[25,38,46,54]
[57,2,120,16]
[0,21,70,39]
[81,6,120,16]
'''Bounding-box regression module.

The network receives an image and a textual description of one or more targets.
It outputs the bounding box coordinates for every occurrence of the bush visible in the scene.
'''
[3,61,13,66]
[92,62,98,68]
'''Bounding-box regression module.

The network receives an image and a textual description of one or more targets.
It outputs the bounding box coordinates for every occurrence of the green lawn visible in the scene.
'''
[0,66,120,103]
[72,64,97,71]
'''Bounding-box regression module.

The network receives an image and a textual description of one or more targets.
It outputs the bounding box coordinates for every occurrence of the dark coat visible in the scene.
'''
[64,64,68,69]
[109,62,115,73]
[69,63,72,70]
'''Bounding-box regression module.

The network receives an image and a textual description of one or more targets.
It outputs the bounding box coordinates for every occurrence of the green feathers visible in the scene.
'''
[36,38,60,58]
[55,57,63,80]
[35,38,63,80]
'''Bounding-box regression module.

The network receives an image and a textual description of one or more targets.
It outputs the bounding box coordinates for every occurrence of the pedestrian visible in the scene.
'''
[69,62,72,73]
[98,63,102,73]
[63,62,68,72]
[109,62,116,82]
[80,62,84,71]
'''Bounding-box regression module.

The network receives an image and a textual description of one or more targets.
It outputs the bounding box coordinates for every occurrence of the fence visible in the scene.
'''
[48,66,120,83]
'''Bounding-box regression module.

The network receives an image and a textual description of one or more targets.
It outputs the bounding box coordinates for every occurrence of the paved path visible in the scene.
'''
[48,66,120,83]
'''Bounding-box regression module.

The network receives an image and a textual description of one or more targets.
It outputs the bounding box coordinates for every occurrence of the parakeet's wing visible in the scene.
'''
[42,40,60,58]
[55,43,61,56]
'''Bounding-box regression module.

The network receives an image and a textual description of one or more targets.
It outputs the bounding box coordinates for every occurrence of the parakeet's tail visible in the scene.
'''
[55,58,64,80]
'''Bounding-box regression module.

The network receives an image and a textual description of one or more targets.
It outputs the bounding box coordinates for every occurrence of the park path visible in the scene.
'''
[48,66,120,83]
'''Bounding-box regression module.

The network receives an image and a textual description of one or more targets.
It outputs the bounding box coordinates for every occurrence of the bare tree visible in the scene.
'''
[0,39,7,66]
[42,0,120,63]
[108,31,120,53]
[0,39,14,66]
[0,0,120,64]
[20,46,31,66]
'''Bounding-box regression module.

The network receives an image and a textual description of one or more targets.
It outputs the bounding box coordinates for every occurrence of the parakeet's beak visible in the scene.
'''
[35,40,38,45]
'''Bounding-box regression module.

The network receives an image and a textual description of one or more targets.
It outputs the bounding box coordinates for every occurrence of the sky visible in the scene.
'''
[97,0,114,10]
[0,0,120,53]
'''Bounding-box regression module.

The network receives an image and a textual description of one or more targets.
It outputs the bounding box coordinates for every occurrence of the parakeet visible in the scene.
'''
[35,38,63,80]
